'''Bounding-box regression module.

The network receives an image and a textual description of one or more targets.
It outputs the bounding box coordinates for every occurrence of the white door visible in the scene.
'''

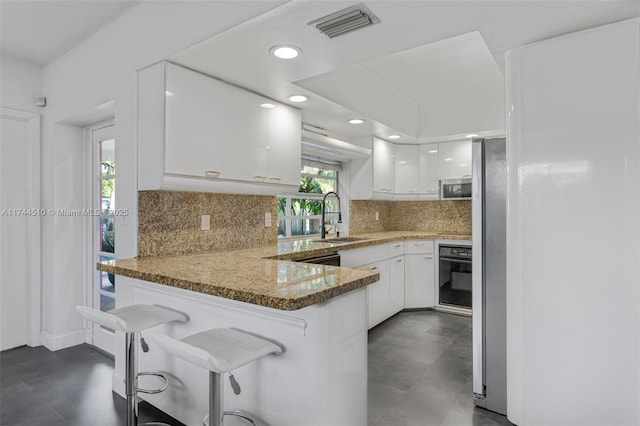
[88,123,116,354]
[0,108,41,351]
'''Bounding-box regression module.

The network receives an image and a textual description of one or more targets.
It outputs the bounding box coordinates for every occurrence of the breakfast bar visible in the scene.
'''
[98,232,470,425]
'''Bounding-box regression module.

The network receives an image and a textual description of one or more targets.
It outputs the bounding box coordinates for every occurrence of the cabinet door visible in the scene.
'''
[266,105,302,186]
[395,145,420,194]
[405,253,435,308]
[164,64,267,181]
[438,140,472,180]
[419,144,440,195]
[372,138,395,193]
[389,255,405,315]
[366,259,390,329]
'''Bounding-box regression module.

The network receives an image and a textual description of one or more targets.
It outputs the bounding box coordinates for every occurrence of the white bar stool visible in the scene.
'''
[76,304,189,426]
[152,328,283,426]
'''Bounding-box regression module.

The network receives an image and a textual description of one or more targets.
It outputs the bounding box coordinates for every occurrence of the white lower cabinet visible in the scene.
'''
[404,240,436,309]
[342,241,435,330]
[389,255,405,315]
[365,259,391,329]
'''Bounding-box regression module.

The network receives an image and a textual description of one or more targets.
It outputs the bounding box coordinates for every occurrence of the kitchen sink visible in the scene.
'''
[312,237,368,244]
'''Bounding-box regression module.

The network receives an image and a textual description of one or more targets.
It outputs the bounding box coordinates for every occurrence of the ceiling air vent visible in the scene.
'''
[308,3,381,39]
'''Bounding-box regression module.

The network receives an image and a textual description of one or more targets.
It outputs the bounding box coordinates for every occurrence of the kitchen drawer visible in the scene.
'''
[404,240,434,255]
[340,244,390,267]
[389,241,404,257]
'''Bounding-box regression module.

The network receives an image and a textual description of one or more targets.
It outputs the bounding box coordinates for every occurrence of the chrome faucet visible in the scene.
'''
[321,191,342,239]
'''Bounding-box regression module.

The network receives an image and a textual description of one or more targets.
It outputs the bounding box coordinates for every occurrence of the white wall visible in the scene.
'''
[39,0,288,350]
[0,55,43,113]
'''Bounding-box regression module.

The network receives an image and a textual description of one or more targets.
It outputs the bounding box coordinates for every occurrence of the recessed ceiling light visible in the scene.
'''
[260,103,275,109]
[444,158,453,161]
[270,45,302,59]
[465,133,479,138]
[388,135,400,139]
[398,161,408,165]
[348,119,365,124]
[288,95,308,103]
[428,149,438,153]
[165,91,173,96]
[459,163,467,167]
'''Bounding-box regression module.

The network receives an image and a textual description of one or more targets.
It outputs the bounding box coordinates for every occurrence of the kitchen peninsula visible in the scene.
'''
[98,231,469,426]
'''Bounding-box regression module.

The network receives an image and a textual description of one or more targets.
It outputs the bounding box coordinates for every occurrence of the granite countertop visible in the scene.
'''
[98,231,470,311]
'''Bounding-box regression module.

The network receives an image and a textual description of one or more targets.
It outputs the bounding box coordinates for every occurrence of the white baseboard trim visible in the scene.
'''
[40,329,86,351]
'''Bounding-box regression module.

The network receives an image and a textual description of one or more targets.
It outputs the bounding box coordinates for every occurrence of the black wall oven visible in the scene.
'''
[438,245,472,309]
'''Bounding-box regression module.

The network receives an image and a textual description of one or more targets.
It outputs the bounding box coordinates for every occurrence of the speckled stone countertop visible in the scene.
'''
[98,231,470,311]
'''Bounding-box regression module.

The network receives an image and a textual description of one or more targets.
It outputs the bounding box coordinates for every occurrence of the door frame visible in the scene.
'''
[0,107,41,347]
[83,120,116,354]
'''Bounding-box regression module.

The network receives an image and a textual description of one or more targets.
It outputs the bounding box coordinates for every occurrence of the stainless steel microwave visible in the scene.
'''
[440,178,472,199]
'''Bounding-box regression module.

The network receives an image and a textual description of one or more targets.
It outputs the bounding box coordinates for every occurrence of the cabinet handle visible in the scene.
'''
[369,266,378,270]
[205,170,221,177]
[394,244,402,248]
[253,175,267,180]
[408,189,417,193]
[269,177,282,182]
[414,243,425,247]
[463,175,472,178]
[395,259,404,263]
[423,256,433,260]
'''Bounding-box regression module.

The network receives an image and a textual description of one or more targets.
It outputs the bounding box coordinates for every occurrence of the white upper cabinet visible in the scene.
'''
[419,144,440,197]
[265,106,302,185]
[438,140,472,180]
[395,144,420,194]
[138,62,301,192]
[373,137,396,193]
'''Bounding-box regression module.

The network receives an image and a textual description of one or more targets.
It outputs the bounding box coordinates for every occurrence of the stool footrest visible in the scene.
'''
[203,410,260,426]
[137,371,169,394]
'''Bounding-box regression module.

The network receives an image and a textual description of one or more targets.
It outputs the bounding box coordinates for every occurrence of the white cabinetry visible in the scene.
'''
[419,144,440,198]
[138,62,301,193]
[350,138,472,200]
[389,255,405,315]
[395,144,420,195]
[373,137,395,194]
[365,259,391,329]
[340,242,406,329]
[438,140,472,180]
[404,240,435,309]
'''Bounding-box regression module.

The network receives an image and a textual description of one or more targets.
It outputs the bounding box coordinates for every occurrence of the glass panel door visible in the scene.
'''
[90,123,116,354]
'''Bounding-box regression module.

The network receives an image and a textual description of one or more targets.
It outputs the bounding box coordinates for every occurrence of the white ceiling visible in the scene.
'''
[1,0,638,145]
[170,0,640,144]
[0,0,139,66]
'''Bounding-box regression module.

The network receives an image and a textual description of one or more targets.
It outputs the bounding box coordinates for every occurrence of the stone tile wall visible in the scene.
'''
[138,191,277,256]
[350,199,471,235]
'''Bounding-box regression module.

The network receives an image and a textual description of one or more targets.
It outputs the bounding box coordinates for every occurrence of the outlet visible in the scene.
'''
[200,214,210,231]
[264,212,272,228]
[375,211,379,221]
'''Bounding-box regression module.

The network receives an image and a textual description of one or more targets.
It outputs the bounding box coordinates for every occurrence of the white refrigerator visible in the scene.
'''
[505,20,640,426]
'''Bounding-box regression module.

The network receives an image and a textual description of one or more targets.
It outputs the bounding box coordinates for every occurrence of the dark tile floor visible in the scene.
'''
[368,310,512,426]
[0,344,183,426]
[1,311,511,426]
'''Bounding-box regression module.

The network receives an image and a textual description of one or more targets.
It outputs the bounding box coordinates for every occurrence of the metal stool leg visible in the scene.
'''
[125,332,138,426]
[209,371,224,426]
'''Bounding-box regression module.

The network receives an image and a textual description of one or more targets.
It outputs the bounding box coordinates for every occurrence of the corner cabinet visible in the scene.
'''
[138,62,301,193]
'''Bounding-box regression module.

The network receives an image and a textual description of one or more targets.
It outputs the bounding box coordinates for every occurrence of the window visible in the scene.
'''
[278,162,340,238]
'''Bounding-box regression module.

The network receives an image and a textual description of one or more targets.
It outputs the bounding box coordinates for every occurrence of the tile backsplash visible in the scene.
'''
[138,191,277,256]
[350,199,471,235]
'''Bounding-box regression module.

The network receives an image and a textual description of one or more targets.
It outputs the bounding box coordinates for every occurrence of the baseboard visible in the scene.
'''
[40,329,86,351]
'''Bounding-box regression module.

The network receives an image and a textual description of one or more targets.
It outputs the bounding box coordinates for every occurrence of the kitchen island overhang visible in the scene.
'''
[97,250,379,426]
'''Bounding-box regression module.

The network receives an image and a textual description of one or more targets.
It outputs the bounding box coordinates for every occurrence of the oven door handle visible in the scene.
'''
[439,256,472,264]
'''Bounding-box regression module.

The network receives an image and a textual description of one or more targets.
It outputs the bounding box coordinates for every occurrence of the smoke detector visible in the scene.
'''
[308,3,381,39]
